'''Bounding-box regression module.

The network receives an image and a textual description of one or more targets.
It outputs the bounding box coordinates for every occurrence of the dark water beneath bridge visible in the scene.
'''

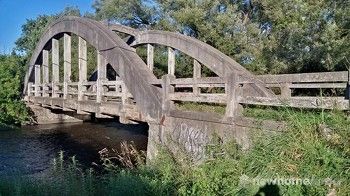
[0,121,148,177]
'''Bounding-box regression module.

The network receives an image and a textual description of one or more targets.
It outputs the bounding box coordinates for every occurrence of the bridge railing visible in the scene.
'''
[151,70,350,115]
[151,73,245,118]
[27,80,133,103]
[29,69,349,119]
[257,71,349,97]
[244,71,350,110]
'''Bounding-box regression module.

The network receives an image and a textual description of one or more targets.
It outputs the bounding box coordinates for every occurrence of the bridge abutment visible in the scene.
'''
[27,104,91,125]
[147,115,252,163]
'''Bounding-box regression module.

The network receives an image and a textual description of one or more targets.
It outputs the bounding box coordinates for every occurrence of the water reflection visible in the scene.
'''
[0,121,148,176]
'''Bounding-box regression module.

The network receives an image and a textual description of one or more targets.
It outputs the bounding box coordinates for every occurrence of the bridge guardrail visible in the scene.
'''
[151,70,350,114]
[28,70,349,112]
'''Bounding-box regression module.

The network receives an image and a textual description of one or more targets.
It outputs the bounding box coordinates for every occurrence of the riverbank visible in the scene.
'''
[0,108,348,195]
[0,123,20,131]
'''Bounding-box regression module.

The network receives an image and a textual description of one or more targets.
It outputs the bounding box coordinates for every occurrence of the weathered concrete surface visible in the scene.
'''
[147,110,286,162]
[147,116,250,162]
[27,104,89,125]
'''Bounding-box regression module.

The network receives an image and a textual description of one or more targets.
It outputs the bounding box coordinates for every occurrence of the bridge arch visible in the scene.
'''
[108,25,274,97]
[24,16,163,121]
[23,17,349,161]
[23,17,289,161]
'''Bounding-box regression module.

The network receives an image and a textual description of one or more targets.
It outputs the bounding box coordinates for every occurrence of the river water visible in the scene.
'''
[0,121,148,176]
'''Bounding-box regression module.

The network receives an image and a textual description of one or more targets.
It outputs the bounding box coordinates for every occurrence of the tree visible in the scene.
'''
[15,15,55,56]
[0,55,28,125]
[161,0,273,73]
[94,0,350,74]
[15,7,82,59]
[94,0,160,28]
[257,0,350,73]
[95,0,272,74]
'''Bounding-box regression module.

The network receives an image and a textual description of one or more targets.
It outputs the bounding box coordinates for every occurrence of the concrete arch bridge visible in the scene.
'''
[24,16,350,160]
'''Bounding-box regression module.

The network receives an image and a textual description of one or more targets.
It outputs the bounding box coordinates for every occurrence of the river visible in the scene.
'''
[0,121,148,177]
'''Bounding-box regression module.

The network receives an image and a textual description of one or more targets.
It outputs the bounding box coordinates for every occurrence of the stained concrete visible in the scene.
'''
[28,104,90,125]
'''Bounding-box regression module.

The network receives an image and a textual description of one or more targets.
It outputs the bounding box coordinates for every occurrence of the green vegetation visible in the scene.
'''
[95,0,350,74]
[0,55,28,125]
[0,108,349,195]
[176,102,226,115]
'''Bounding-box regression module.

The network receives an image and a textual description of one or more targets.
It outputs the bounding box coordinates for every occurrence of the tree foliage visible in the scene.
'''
[257,0,350,73]
[94,0,350,74]
[94,0,160,28]
[0,55,28,125]
[15,7,81,60]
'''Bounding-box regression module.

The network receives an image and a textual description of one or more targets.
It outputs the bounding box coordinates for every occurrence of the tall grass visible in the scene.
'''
[0,108,348,195]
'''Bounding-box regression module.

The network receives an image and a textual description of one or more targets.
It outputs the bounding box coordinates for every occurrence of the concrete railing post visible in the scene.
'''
[147,44,154,71]
[281,83,292,98]
[121,82,128,105]
[63,82,68,100]
[42,50,49,97]
[119,81,130,124]
[63,33,71,100]
[96,51,107,103]
[168,47,175,76]
[52,38,60,98]
[193,59,201,96]
[34,64,41,97]
[225,72,243,119]
[96,79,102,103]
[28,82,33,97]
[161,74,175,114]
[78,37,87,101]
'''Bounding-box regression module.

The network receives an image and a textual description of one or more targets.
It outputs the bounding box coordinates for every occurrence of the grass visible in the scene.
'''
[239,108,350,195]
[175,102,226,115]
[0,107,349,195]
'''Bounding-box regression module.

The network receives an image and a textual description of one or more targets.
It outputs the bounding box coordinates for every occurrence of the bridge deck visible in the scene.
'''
[27,96,143,122]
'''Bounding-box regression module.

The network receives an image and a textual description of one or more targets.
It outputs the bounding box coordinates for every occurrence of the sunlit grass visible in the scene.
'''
[175,102,226,115]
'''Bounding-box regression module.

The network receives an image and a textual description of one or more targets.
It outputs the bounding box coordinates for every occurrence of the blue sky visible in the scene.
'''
[0,0,94,54]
